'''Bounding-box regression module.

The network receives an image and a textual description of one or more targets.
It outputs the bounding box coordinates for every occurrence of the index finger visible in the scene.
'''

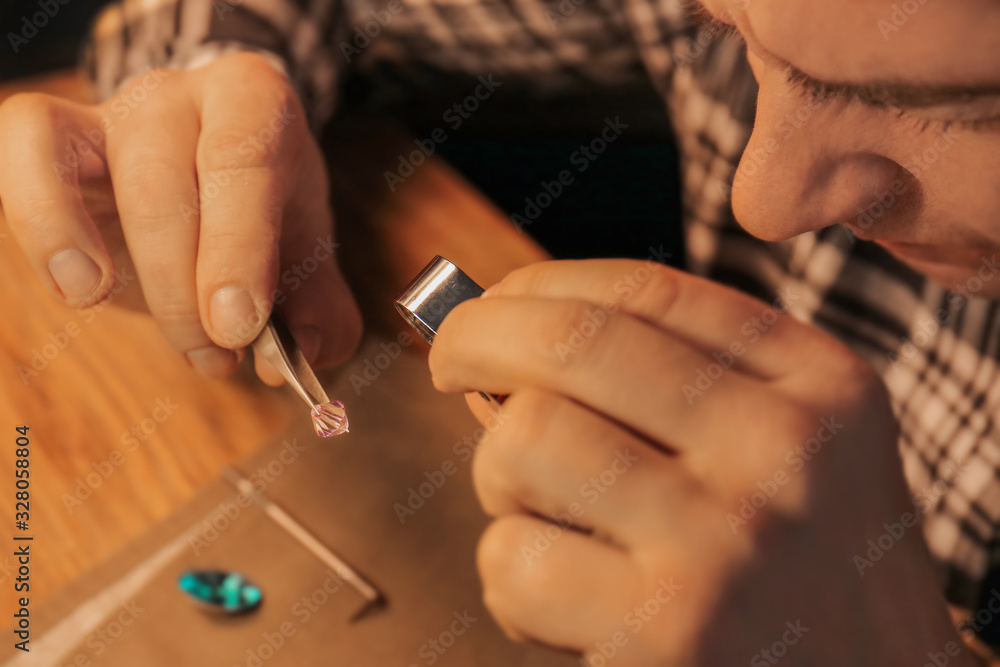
[483,259,821,380]
[192,56,306,348]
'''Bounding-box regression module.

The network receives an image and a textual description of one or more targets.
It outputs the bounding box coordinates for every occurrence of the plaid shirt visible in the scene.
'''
[86,0,1000,615]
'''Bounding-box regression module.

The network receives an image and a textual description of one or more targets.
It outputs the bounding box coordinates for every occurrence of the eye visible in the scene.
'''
[895,110,1000,133]
[783,66,849,104]
[783,65,1000,133]
[688,5,745,45]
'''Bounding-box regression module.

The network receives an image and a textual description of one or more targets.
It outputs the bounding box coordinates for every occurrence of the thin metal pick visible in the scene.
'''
[251,315,330,411]
[221,466,383,616]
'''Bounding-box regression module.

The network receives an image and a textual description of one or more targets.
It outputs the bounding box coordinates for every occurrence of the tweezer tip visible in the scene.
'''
[349,595,387,623]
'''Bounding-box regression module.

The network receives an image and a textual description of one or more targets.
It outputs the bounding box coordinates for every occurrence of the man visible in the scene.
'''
[1,0,998,663]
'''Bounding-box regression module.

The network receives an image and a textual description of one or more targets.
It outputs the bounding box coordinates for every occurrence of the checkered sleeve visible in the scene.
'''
[82,0,351,129]
[81,0,686,130]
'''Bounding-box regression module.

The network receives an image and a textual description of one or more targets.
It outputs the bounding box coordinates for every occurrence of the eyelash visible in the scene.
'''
[783,65,1000,133]
[694,11,1000,133]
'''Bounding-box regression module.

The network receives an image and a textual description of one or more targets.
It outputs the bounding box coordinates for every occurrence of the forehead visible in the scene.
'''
[744,0,1000,84]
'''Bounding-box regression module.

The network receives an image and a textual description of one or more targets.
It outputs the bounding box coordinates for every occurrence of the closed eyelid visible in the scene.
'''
[691,3,1000,129]
[784,66,860,103]
[691,14,745,42]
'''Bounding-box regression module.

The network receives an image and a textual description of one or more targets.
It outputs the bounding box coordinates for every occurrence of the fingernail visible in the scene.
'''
[186,346,239,377]
[481,283,502,298]
[48,249,102,300]
[293,326,323,365]
[209,286,261,346]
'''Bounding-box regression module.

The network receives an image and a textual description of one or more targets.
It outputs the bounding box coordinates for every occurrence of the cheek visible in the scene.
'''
[907,133,1000,240]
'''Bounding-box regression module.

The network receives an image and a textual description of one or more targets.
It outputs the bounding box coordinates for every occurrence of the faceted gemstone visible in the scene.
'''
[178,570,262,613]
[311,400,349,437]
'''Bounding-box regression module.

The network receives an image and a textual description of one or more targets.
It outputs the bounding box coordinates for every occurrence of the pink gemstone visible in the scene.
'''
[311,401,349,438]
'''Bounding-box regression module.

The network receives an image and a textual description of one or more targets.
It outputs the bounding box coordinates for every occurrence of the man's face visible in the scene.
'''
[701,0,1000,296]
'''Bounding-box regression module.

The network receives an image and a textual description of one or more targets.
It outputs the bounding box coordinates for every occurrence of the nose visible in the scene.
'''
[731,54,902,241]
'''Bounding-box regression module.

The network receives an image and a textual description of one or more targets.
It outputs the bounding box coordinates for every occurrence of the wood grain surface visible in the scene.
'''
[0,70,547,615]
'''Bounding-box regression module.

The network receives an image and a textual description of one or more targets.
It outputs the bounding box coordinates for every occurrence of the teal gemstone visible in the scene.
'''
[178,570,262,613]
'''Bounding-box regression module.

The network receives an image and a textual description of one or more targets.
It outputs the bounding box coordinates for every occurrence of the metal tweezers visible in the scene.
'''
[251,315,332,411]
[247,316,379,613]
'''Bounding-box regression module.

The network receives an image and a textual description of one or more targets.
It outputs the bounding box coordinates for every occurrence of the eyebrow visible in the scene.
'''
[687,0,1000,109]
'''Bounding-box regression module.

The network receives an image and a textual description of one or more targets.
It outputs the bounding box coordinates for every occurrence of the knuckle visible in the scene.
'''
[150,301,203,333]
[477,519,518,584]
[11,195,62,234]
[834,350,894,426]
[114,67,175,102]
[197,125,274,171]
[481,390,573,516]
[836,349,884,397]
[477,517,538,590]
[470,454,505,516]
[479,517,561,603]
[210,51,286,84]
[771,398,824,445]
[0,93,62,151]
[498,389,561,459]
[629,265,680,316]
[495,261,556,295]
[115,158,183,202]
[197,73,304,174]
[199,218,280,254]
[0,92,57,128]
[547,298,613,369]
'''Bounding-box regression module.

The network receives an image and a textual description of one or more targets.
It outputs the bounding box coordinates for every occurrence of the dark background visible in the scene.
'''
[0,0,684,264]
